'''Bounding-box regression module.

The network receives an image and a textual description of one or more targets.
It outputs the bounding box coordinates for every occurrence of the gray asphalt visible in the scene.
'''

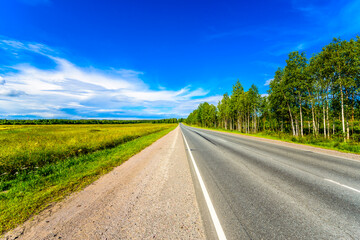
[180,124,360,240]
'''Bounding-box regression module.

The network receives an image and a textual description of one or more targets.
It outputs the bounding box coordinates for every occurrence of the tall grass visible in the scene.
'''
[0,124,176,234]
[0,124,171,177]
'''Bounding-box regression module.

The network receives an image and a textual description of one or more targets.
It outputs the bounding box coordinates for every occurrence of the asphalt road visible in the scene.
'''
[180,124,360,240]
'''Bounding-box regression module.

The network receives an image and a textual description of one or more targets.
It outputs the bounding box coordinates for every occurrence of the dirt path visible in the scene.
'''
[3,126,205,240]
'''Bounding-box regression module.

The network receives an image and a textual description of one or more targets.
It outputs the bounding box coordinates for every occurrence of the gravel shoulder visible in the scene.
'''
[3,126,205,240]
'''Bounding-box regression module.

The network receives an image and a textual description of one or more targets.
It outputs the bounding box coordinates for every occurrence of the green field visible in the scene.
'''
[0,123,176,234]
[0,124,173,176]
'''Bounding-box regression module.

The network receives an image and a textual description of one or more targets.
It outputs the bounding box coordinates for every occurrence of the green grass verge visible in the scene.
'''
[0,124,173,176]
[185,124,360,155]
[0,125,176,234]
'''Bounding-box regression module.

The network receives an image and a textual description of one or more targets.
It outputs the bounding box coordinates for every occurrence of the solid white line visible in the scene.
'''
[324,179,360,194]
[217,138,228,143]
[181,130,227,240]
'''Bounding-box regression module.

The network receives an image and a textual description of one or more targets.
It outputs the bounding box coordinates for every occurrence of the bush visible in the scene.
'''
[351,133,360,142]
[290,136,298,142]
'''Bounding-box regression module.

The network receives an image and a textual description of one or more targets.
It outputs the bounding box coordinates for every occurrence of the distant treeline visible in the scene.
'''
[186,36,360,142]
[0,118,182,125]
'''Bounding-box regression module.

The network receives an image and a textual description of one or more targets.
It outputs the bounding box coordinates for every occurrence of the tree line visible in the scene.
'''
[0,118,179,125]
[186,36,360,142]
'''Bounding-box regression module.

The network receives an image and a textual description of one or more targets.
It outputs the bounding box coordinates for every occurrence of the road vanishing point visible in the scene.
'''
[4,125,360,240]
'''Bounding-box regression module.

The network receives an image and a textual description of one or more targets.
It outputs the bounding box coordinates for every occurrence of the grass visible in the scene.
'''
[0,124,176,234]
[0,124,173,176]
[187,124,360,154]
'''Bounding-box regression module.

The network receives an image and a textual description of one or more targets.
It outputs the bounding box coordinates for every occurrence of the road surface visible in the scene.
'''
[181,124,360,240]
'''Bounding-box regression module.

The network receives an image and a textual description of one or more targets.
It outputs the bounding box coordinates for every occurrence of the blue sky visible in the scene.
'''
[0,0,360,119]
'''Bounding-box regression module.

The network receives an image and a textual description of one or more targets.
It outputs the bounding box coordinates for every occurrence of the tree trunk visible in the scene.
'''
[239,116,241,131]
[247,110,250,133]
[287,103,296,136]
[244,115,246,133]
[243,115,246,133]
[299,95,303,137]
[346,113,350,140]
[326,98,330,139]
[318,122,320,135]
[311,100,317,136]
[323,103,326,138]
[352,92,355,137]
[254,106,257,133]
[340,83,346,141]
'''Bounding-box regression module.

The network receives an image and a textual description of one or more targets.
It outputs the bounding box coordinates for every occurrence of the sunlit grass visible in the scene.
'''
[0,124,176,234]
[0,124,172,176]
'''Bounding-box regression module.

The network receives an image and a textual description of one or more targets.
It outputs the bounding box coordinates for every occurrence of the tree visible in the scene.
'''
[186,35,360,143]
[248,84,260,133]
[231,80,244,132]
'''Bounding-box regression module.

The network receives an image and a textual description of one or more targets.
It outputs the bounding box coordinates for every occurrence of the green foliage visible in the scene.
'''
[186,35,360,145]
[186,102,217,128]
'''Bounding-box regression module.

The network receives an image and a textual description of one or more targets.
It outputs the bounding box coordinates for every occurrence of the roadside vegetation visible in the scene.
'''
[0,118,179,125]
[186,36,360,153]
[0,123,176,234]
[0,124,173,176]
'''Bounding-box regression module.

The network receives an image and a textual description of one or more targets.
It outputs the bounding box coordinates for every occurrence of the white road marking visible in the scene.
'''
[217,138,228,143]
[181,129,227,240]
[324,179,360,193]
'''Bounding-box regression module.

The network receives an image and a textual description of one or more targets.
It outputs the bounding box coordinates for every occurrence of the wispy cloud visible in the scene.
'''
[266,41,312,56]
[0,38,219,119]
[264,78,273,86]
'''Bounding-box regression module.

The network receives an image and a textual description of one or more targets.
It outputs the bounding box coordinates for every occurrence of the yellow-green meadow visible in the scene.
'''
[0,124,172,175]
[0,123,176,234]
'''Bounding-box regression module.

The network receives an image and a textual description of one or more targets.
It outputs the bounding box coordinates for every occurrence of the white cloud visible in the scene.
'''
[0,89,26,97]
[0,38,216,119]
[264,78,273,86]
